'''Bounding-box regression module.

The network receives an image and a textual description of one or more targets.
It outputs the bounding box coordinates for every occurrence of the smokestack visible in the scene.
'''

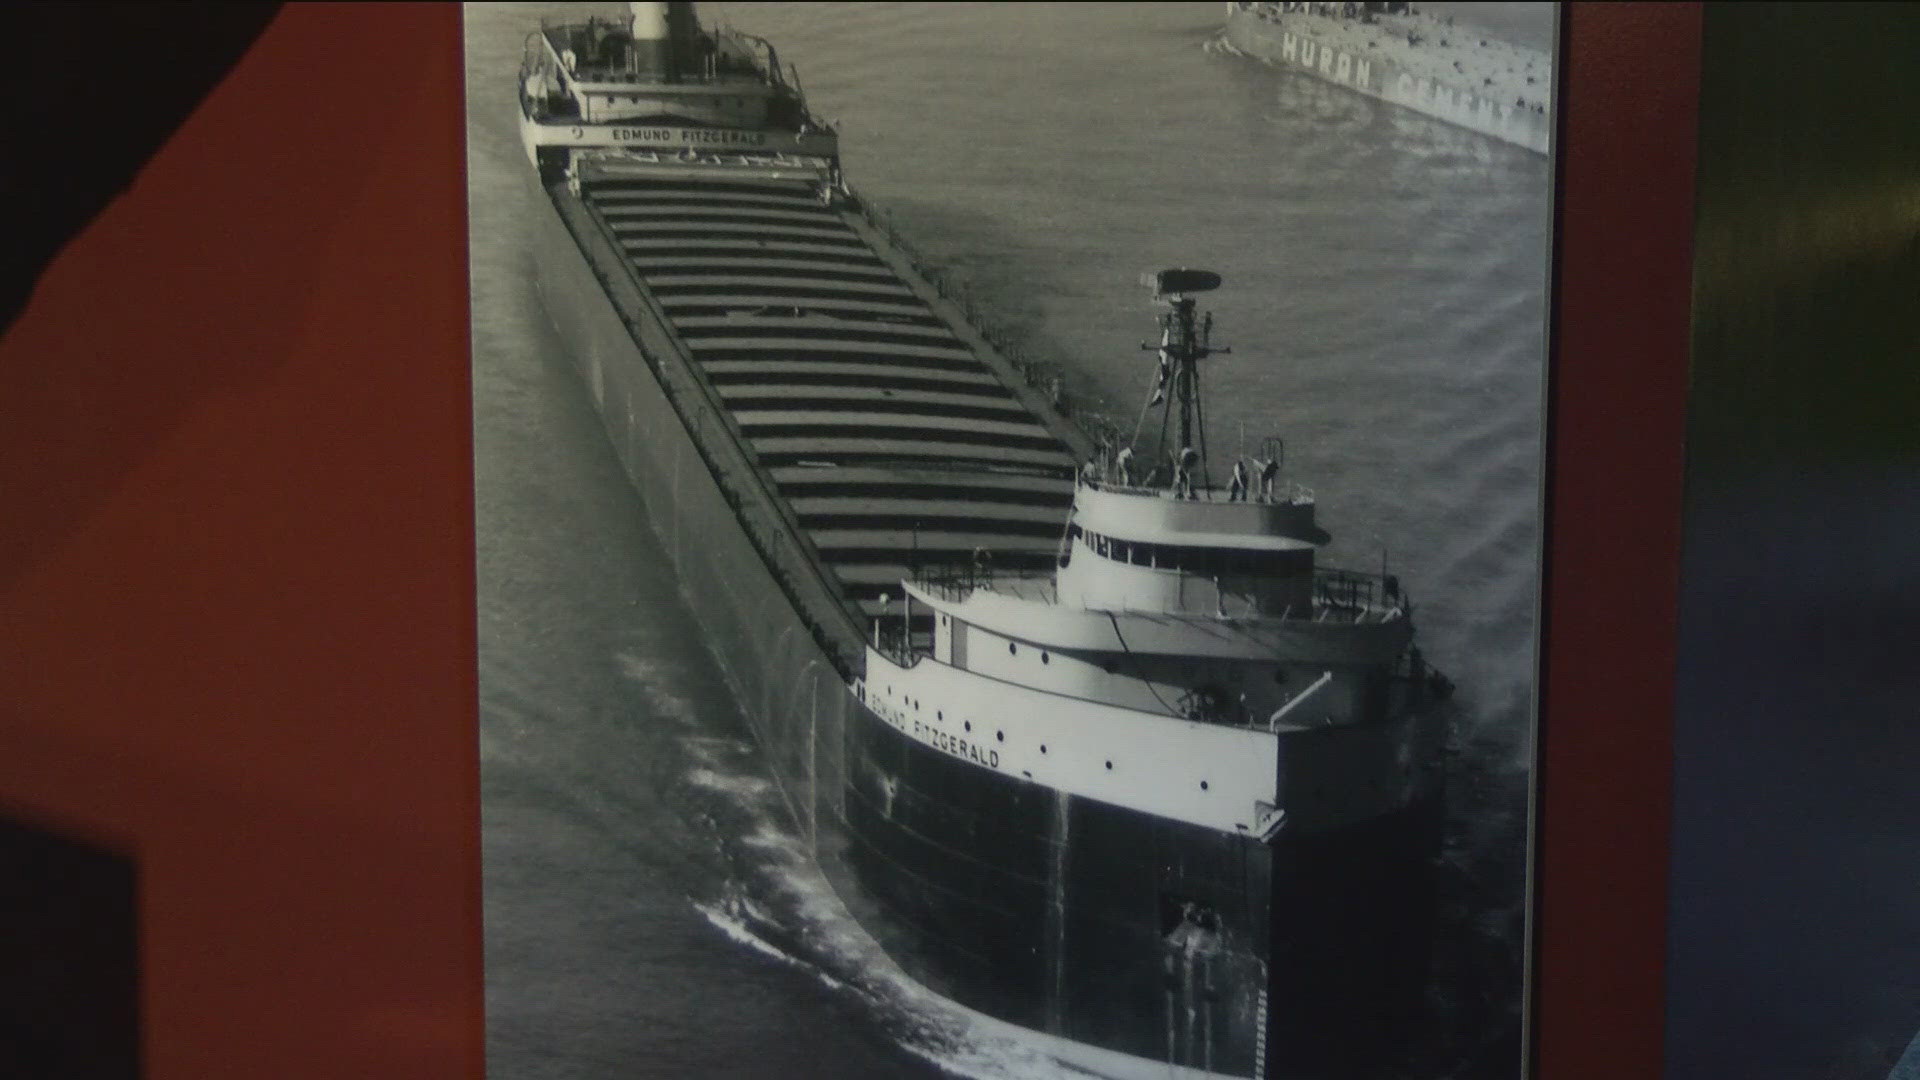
[628,2,672,75]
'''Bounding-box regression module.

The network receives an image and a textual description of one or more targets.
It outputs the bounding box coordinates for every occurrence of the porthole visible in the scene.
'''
[1041,652,1050,665]
[964,721,972,732]
[995,731,1004,742]
[1009,642,1017,656]
[1200,781,1210,791]
[937,710,943,721]
[1104,760,1113,771]
[1040,744,1048,754]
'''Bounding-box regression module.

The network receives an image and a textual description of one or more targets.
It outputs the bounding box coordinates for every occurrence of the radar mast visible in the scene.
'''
[1134,268,1228,493]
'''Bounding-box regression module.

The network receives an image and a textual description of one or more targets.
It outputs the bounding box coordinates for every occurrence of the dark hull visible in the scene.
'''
[844,697,1444,1078]
[1267,788,1447,1079]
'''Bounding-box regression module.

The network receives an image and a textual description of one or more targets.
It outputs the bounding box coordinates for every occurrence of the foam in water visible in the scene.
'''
[723,860,1081,1079]
[676,722,1086,1079]
[614,650,705,727]
[684,767,773,798]
[693,897,844,989]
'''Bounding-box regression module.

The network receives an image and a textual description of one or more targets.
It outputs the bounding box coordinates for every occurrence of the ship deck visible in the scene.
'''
[574,172,1090,625]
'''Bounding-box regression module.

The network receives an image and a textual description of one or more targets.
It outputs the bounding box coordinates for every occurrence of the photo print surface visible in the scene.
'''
[465,3,1557,1077]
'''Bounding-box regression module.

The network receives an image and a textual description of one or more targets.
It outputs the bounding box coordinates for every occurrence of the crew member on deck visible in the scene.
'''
[1254,450,1280,500]
[1114,446,1135,486]
[1228,459,1249,501]
[1149,328,1173,405]
[1175,445,1199,499]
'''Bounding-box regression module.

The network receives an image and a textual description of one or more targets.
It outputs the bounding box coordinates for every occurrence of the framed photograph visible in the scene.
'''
[469,4,1562,1077]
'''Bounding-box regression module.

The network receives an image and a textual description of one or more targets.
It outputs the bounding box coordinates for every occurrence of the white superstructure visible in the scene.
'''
[856,269,1446,841]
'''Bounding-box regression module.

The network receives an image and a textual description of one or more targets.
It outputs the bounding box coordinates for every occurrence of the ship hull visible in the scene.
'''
[844,695,1444,1079]
[1222,4,1551,155]
[521,161,854,843]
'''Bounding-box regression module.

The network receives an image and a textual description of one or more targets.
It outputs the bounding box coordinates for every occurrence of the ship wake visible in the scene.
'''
[674,732,1091,1080]
[1204,34,1249,60]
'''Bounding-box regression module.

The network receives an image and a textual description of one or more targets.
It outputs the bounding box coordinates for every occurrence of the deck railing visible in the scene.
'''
[839,182,1082,422]
[1075,475,1314,506]
[909,561,1056,605]
[1312,564,1407,615]
[536,19,782,87]
[907,558,1405,624]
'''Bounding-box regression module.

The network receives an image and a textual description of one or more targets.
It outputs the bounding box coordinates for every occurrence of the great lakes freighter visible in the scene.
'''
[516,5,1450,1077]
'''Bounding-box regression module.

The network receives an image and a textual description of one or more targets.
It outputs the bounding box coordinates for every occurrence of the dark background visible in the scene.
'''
[0,814,138,1079]
[0,4,280,336]
[1665,5,1920,1079]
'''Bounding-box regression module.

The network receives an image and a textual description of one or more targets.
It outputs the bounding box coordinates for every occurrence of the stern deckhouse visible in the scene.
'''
[518,2,842,191]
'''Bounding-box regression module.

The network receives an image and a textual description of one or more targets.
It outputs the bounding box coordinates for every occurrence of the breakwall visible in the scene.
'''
[1224,5,1552,155]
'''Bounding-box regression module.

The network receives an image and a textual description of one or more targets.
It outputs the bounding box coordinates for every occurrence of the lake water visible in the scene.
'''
[466,4,1554,1076]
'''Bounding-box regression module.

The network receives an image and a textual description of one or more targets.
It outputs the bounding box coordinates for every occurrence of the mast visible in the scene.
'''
[1136,268,1228,491]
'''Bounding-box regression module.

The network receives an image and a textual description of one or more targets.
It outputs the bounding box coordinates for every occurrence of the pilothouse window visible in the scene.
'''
[1078,527,1307,577]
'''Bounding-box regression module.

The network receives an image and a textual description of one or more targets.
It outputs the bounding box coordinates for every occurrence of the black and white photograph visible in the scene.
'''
[465,3,1556,1077]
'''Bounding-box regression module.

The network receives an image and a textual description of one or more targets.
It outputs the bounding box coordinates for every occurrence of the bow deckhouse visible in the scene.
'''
[860,269,1448,841]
